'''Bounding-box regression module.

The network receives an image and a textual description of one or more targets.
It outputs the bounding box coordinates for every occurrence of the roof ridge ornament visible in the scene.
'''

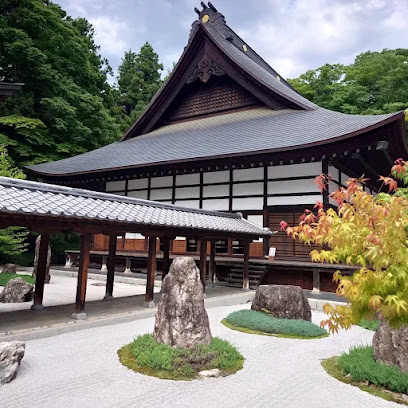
[189,2,233,43]
[187,54,225,84]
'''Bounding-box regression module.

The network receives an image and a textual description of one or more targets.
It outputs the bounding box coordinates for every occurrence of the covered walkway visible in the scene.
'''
[0,177,269,320]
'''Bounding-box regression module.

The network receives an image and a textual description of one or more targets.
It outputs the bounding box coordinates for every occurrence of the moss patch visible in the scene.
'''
[0,273,34,287]
[358,318,379,331]
[223,309,328,339]
[118,334,244,381]
[322,348,408,405]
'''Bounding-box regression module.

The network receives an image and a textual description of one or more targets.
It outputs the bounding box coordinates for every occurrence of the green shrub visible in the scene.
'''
[0,273,34,286]
[339,346,408,393]
[358,318,379,331]
[225,309,328,338]
[119,334,244,380]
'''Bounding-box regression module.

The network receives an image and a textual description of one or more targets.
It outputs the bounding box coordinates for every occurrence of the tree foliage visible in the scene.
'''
[0,145,28,255]
[283,161,408,333]
[288,49,408,116]
[0,0,121,166]
[117,43,163,127]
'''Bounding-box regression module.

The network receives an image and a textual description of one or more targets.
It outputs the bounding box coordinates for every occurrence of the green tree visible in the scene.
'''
[117,43,163,126]
[288,49,408,115]
[0,145,28,256]
[0,0,121,166]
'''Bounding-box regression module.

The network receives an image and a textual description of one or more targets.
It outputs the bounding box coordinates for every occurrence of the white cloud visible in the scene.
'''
[88,16,130,57]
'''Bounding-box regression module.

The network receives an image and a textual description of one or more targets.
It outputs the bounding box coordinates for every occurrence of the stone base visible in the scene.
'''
[103,295,113,301]
[143,301,155,308]
[123,269,131,274]
[30,303,44,311]
[311,288,321,294]
[71,312,87,320]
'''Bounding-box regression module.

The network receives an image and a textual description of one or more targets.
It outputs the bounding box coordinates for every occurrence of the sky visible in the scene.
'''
[57,0,408,83]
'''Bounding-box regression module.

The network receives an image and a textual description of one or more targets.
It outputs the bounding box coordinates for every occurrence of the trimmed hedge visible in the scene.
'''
[118,334,244,381]
[339,346,408,394]
[0,273,34,287]
[224,309,328,338]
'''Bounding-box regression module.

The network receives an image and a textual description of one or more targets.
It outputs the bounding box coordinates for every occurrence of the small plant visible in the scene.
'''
[224,309,328,338]
[118,334,244,381]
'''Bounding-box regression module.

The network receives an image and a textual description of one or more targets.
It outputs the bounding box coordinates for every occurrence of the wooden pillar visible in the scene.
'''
[161,237,171,281]
[31,233,50,311]
[312,268,320,293]
[199,239,207,291]
[104,234,117,301]
[243,240,250,290]
[72,234,91,319]
[209,241,216,284]
[144,236,157,307]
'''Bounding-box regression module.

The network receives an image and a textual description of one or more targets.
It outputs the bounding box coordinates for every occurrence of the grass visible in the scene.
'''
[118,334,244,381]
[0,273,34,287]
[322,347,408,405]
[223,309,328,339]
[358,318,379,331]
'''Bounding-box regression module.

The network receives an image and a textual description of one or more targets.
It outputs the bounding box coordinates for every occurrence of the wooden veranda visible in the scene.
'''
[0,177,269,319]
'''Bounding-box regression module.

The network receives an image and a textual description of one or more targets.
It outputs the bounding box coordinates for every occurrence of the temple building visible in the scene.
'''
[28,3,408,274]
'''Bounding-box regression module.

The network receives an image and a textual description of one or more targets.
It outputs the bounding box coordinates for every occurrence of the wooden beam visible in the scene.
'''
[31,233,50,311]
[104,234,117,301]
[209,240,216,284]
[161,237,171,281]
[199,239,207,291]
[72,234,91,319]
[243,240,250,290]
[144,236,157,307]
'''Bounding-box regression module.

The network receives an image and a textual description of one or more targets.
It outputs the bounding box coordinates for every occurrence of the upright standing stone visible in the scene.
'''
[0,341,25,385]
[373,319,408,372]
[154,256,212,348]
[32,235,51,284]
[251,284,312,321]
[0,278,34,303]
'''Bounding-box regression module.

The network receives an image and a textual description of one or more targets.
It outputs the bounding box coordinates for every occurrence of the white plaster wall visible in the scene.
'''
[202,199,229,211]
[150,188,172,200]
[106,180,126,192]
[128,178,148,190]
[175,186,200,199]
[150,176,172,188]
[127,190,148,199]
[267,194,322,206]
[176,173,200,186]
[233,182,263,196]
[232,197,263,210]
[174,200,200,209]
[247,214,264,227]
[203,184,229,198]
[203,170,229,184]
[268,162,321,179]
[268,178,317,195]
[125,233,144,239]
[233,167,263,181]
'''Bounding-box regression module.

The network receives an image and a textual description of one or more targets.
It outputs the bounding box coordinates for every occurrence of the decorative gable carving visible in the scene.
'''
[187,54,225,84]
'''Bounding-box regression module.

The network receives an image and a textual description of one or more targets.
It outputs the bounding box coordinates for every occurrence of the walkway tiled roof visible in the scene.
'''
[0,177,270,238]
[27,107,402,176]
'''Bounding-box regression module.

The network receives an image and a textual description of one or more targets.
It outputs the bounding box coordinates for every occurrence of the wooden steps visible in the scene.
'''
[226,264,266,289]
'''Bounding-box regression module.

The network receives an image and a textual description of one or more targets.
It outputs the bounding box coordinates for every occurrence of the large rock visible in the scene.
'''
[0,341,25,385]
[1,264,17,274]
[154,256,212,348]
[0,278,34,303]
[373,319,408,372]
[251,284,311,321]
[32,235,51,284]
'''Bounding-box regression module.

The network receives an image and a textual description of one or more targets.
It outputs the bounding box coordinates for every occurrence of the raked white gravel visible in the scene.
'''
[0,304,399,408]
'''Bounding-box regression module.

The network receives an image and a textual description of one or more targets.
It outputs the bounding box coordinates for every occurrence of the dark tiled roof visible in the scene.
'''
[28,107,401,176]
[0,177,269,238]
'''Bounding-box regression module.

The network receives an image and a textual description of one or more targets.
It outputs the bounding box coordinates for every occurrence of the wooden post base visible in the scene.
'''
[143,301,155,308]
[30,304,44,311]
[103,295,114,301]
